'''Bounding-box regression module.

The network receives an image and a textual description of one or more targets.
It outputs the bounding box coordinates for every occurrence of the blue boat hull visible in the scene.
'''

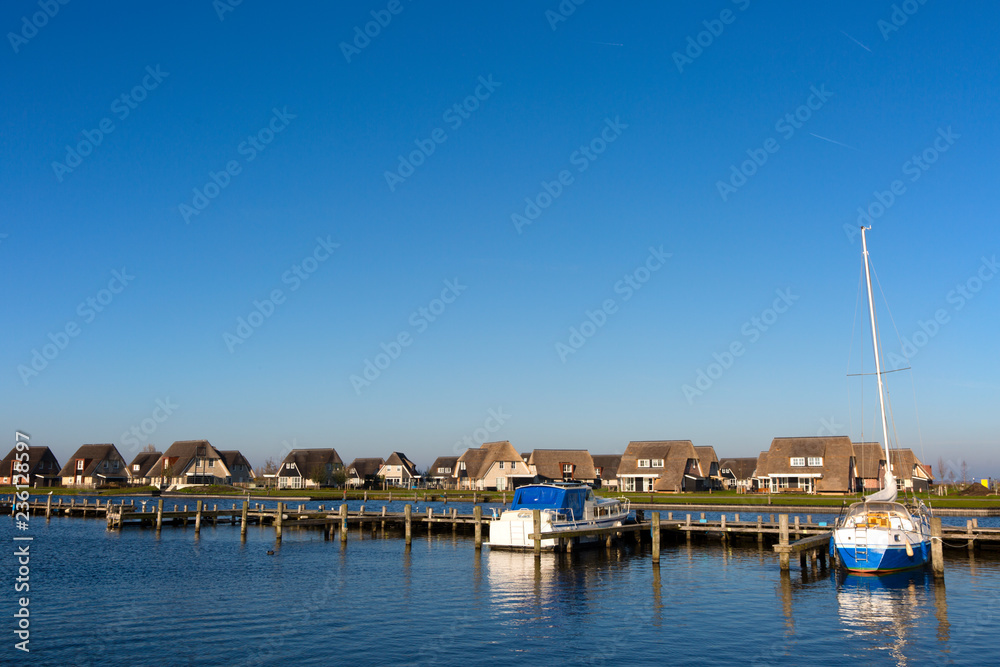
[831,537,930,573]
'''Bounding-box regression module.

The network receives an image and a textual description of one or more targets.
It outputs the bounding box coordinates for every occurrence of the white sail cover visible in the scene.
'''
[865,471,898,503]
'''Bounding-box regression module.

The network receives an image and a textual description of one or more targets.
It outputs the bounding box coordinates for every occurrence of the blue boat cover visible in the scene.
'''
[511,486,586,520]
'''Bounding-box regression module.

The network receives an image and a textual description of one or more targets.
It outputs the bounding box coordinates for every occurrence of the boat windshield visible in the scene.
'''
[844,501,914,523]
[511,486,586,519]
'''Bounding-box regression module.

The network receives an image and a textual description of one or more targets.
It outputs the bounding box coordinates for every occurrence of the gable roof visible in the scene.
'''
[853,442,884,479]
[427,456,458,477]
[146,440,228,479]
[58,444,127,478]
[694,446,719,476]
[889,449,930,482]
[456,447,489,481]
[218,450,255,477]
[346,457,384,478]
[528,449,596,480]
[718,457,757,480]
[619,440,701,492]
[127,451,162,478]
[591,454,622,481]
[278,449,344,478]
[1,446,61,479]
[757,436,855,492]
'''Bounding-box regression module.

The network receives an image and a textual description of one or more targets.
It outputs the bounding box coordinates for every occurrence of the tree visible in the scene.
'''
[309,464,329,487]
[143,443,157,453]
[331,468,347,488]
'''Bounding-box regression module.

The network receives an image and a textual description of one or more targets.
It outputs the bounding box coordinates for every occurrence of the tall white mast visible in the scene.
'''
[861,226,897,502]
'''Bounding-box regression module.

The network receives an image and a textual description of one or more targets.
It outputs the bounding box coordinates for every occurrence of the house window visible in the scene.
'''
[77,460,84,470]
[644,478,656,492]
[790,457,805,467]
[562,464,574,476]
[286,463,294,470]
[459,461,466,471]
[499,461,505,469]
[440,467,452,474]
[133,464,140,472]
[651,459,664,468]
[638,459,650,468]
[113,461,119,470]
[622,477,636,492]
[807,457,823,467]
[595,467,603,477]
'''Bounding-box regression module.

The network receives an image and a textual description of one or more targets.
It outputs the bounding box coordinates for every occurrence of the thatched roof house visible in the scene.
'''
[346,457,385,488]
[219,450,256,485]
[146,440,232,488]
[277,448,344,489]
[618,440,705,493]
[377,452,419,488]
[1,445,61,487]
[756,436,856,494]
[527,449,597,483]
[455,441,532,491]
[426,456,459,488]
[59,444,128,488]
[719,457,758,489]
[591,454,622,488]
[127,451,161,486]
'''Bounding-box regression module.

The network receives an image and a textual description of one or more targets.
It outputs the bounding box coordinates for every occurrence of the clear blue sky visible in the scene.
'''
[3,1,998,478]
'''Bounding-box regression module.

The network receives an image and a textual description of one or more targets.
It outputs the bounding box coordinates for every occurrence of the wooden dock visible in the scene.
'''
[6,496,999,577]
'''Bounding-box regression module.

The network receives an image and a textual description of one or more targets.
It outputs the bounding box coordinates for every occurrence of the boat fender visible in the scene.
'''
[905,540,914,558]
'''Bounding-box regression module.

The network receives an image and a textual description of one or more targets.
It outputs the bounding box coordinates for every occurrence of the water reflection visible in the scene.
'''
[836,569,947,665]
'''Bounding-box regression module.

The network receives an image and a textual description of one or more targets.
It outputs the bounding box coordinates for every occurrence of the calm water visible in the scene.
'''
[5,498,1000,666]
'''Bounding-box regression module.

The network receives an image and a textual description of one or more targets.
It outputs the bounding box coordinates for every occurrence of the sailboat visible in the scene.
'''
[831,227,932,573]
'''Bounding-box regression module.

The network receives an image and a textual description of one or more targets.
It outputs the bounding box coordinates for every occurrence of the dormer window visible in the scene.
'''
[790,457,805,467]
[807,457,823,467]
[651,459,664,468]
[638,459,650,468]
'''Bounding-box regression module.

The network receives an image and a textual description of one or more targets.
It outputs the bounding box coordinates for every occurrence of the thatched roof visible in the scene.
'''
[346,457,384,479]
[591,454,622,481]
[127,451,162,478]
[456,441,523,480]
[427,456,458,478]
[382,452,418,477]
[694,446,719,476]
[57,444,127,478]
[528,449,596,481]
[145,440,231,479]
[889,449,931,482]
[853,442,884,479]
[619,440,701,492]
[718,457,757,480]
[277,448,343,479]
[218,451,255,477]
[2,446,60,479]
[757,436,854,493]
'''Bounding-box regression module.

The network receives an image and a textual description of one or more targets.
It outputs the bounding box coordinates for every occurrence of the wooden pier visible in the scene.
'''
[6,496,999,576]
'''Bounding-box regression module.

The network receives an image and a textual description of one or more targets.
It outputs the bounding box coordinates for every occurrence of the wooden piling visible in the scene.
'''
[213,504,218,526]
[794,516,800,539]
[275,502,283,541]
[194,500,203,535]
[156,499,163,531]
[757,515,763,545]
[45,494,52,519]
[404,504,412,545]
[778,515,790,570]
[532,509,542,556]
[685,514,691,543]
[340,504,349,543]
[474,505,482,549]
[240,500,248,538]
[930,517,944,578]
[734,513,739,523]
[652,512,661,563]
[967,519,975,552]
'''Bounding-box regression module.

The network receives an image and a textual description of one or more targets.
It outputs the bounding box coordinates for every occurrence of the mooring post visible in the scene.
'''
[473,492,477,504]
[195,500,203,535]
[275,502,283,541]
[240,500,249,538]
[930,517,945,578]
[404,504,412,545]
[794,516,800,539]
[212,504,218,526]
[340,504,348,543]
[183,505,189,527]
[156,499,163,532]
[652,512,661,563]
[533,509,542,556]
[45,494,52,519]
[364,491,368,502]
[720,513,727,541]
[806,515,812,525]
[474,505,482,549]
[967,519,975,552]
[778,514,790,570]
[734,513,740,523]
[757,515,763,545]
[685,513,691,543]
[667,512,672,521]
